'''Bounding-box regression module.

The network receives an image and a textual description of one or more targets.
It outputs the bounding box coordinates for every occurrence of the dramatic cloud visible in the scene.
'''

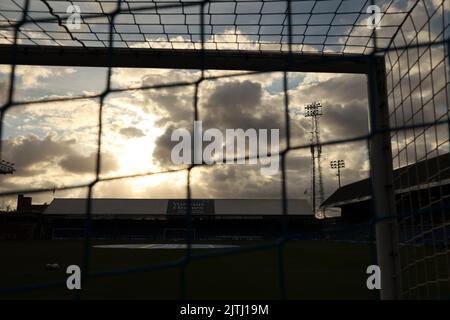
[152,79,285,167]
[0,80,8,105]
[119,127,145,139]
[1,59,445,204]
[152,124,183,169]
[59,152,119,174]
[288,73,370,146]
[0,67,377,205]
[1,134,119,177]
[0,65,76,90]
[201,80,283,130]
[144,71,376,201]
[298,74,368,103]
[1,134,77,176]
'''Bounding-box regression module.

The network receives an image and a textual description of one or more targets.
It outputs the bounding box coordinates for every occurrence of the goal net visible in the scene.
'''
[0,0,448,300]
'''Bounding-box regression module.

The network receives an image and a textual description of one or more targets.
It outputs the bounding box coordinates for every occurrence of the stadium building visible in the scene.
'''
[2,198,317,240]
[322,153,450,222]
[322,153,450,245]
[0,195,48,240]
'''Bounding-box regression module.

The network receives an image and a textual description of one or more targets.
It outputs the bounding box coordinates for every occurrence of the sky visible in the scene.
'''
[0,65,374,207]
[0,0,448,209]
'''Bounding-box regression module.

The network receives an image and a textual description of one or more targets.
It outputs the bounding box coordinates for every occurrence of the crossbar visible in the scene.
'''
[0,45,372,74]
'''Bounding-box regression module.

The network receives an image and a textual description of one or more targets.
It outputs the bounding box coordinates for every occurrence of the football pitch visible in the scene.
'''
[2,240,449,300]
[0,240,379,300]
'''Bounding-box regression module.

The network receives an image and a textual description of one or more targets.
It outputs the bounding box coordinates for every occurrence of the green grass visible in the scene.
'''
[0,240,378,299]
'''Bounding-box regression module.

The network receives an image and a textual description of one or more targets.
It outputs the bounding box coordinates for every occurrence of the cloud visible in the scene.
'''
[1,134,77,176]
[202,80,263,127]
[1,67,377,204]
[191,165,282,198]
[59,152,119,174]
[141,81,195,127]
[0,79,8,105]
[147,72,375,202]
[322,102,369,138]
[152,124,182,168]
[119,126,145,139]
[289,73,369,143]
[151,79,285,167]
[298,74,368,103]
[1,133,119,178]
[92,172,188,199]
[0,65,76,89]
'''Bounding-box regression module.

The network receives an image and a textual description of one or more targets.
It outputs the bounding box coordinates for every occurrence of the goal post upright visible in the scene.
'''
[367,56,401,300]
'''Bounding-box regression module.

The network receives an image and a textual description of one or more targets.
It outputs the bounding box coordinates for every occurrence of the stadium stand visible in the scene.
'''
[322,153,450,246]
[0,194,48,240]
[41,198,316,240]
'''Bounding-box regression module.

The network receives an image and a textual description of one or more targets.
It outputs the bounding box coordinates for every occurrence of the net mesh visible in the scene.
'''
[0,0,449,299]
[384,0,450,299]
[0,0,419,54]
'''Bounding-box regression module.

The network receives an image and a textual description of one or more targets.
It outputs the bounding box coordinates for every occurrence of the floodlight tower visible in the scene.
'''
[330,159,345,188]
[0,160,15,175]
[305,102,325,218]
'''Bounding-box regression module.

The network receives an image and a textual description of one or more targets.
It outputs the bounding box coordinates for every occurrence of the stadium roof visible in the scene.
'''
[322,153,450,207]
[43,198,313,216]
